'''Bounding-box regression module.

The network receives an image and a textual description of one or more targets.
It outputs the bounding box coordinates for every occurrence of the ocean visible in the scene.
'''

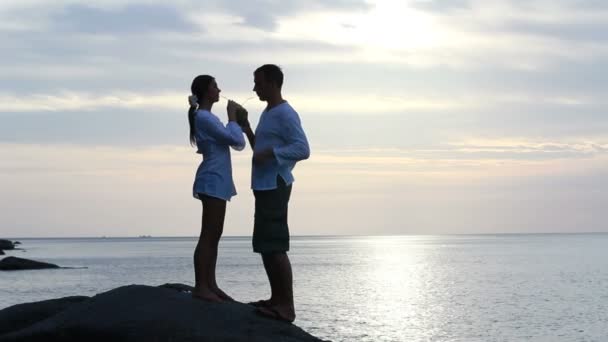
[1,234,607,341]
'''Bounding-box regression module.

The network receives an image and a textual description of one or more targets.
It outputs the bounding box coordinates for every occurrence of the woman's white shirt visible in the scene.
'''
[192,109,245,201]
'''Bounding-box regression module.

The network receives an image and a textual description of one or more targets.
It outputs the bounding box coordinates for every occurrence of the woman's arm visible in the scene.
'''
[196,113,245,150]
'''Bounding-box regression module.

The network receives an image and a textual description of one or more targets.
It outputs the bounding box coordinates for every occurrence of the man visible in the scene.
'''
[240,64,310,323]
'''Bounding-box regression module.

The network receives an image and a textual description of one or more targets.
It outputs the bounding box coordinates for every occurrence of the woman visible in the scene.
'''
[188,75,245,302]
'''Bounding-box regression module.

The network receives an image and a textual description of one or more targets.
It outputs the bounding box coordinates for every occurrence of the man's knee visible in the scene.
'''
[262,251,287,262]
[262,251,286,257]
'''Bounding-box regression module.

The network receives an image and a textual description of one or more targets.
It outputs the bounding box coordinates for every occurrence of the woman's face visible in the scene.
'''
[206,79,221,103]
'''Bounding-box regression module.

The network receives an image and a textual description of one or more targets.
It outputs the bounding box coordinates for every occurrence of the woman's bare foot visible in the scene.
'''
[212,287,234,302]
[192,287,223,303]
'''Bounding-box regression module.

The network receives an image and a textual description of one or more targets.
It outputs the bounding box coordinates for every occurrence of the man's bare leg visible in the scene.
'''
[258,252,295,322]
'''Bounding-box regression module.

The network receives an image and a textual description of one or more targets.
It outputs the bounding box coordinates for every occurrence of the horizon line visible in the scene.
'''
[4,231,607,240]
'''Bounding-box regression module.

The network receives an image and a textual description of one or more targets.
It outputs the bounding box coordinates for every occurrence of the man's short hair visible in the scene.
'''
[255,64,284,88]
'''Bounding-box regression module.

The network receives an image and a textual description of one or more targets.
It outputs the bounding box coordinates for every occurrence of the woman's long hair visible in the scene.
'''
[189,75,214,146]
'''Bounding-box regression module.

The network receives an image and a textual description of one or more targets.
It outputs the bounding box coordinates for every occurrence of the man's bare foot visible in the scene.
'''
[256,305,295,323]
[212,287,234,302]
[192,288,223,303]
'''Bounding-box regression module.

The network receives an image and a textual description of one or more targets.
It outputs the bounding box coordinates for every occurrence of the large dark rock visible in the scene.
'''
[0,284,327,342]
[0,257,59,271]
[0,296,89,336]
[0,240,14,250]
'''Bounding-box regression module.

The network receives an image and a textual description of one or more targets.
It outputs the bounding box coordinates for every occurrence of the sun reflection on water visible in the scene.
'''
[357,236,433,340]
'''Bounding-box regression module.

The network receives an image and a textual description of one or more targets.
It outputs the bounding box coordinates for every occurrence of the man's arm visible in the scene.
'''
[242,126,256,150]
[273,111,310,165]
[236,105,256,150]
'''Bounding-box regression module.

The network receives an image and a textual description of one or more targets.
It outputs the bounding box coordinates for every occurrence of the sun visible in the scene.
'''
[276,0,442,52]
[349,0,441,51]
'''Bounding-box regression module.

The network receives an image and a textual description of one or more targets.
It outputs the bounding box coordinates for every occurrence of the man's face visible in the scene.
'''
[253,72,269,101]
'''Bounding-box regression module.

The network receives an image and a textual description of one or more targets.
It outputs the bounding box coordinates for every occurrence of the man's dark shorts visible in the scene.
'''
[253,176,292,254]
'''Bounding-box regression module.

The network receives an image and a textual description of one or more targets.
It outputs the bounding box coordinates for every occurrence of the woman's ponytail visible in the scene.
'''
[188,75,214,147]
[188,104,197,146]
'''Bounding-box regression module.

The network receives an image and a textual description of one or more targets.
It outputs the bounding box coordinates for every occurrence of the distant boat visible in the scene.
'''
[138,235,152,238]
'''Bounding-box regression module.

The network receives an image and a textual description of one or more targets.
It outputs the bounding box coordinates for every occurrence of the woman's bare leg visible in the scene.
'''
[193,195,226,302]
[204,199,233,301]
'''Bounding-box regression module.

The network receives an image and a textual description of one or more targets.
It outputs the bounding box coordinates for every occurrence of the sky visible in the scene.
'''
[1,0,607,237]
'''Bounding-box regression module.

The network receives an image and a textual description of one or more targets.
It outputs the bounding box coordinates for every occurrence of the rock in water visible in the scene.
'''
[0,284,328,342]
[0,257,59,271]
[0,240,14,250]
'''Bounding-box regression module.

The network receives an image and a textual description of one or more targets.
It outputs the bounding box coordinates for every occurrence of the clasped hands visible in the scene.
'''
[226,100,250,129]
[226,100,273,163]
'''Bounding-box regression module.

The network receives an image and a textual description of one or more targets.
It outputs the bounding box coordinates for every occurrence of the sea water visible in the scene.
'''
[1,234,607,341]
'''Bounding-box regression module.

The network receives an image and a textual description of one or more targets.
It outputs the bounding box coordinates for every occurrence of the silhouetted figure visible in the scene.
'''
[188,75,246,302]
[239,64,310,322]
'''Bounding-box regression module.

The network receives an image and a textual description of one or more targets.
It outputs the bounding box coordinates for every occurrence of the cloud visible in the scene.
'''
[209,0,372,31]
[2,87,607,154]
[483,12,608,43]
[1,142,607,236]
[1,0,608,236]
[0,0,372,33]
[0,91,467,113]
[574,0,608,10]
[3,87,607,118]
[411,0,471,13]
[4,0,608,104]
[53,4,196,34]
[0,92,184,112]
[448,138,608,160]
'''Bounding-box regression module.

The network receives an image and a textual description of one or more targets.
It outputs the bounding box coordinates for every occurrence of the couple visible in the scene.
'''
[187,64,310,323]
